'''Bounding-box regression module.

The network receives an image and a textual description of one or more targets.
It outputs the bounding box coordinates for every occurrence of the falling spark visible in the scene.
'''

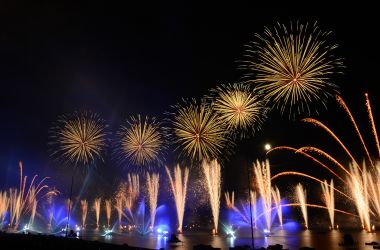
[209,83,267,138]
[296,183,308,229]
[170,100,231,161]
[50,111,108,166]
[321,179,335,229]
[94,198,101,228]
[146,173,159,229]
[81,200,88,228]
[202,159,222,233]
[115,115,164,167]
[240,21,342,118]
[165,165,189,233]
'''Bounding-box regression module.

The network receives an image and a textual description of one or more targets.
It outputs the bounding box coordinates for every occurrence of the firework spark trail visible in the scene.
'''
[250,191,257,228]
[50,111,108,165]
[81,200,88,228]
[302,118,359,167]
[296,183,308,229]
[268,145,346,183]
[347,162,371,231]
[171,100,230,161]
[240,21,342,118]
[321,180,335,228]
[166,165,189,232]
[94,198,101,228]
[209,83,266,138]
[29,199,37,227]
[368,165,380,220]
[146,173,159,230]
[253,160,272,231]
[105,200,112,228]
[115,197,124,228]
[365,93,380,157]
[297,146,351,177]
[272,186,283,226]
[336,96,374,168]
[272,171,352,201]
[202,160,221,233]
[0,191,8,227]
[116,115,164,167]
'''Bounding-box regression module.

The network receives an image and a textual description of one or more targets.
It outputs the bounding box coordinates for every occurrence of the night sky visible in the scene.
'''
[1,3,380,199]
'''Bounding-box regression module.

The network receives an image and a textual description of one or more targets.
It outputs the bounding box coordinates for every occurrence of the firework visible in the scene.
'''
[272,186,282,226]
[321,179,334,228]
[208,83,267,138]
[165,165,189,232]
[105,199,112,228]
[202,159,221,233]
[0,191,8,228]
[115,115,164,167]
[170,100,231,161]
[94,198,101,228]
[146,173,159,230]
[50,111,108,166]
[240,22,342,117]
[81,200,88,228]
[296,183,308,229]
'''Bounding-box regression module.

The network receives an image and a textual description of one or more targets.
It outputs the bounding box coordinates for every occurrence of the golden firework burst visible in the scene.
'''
[50,111,108,166]
[240,21,343,117]
[171,100,230,161]
[116,115,164,167]
[209,83,267,138]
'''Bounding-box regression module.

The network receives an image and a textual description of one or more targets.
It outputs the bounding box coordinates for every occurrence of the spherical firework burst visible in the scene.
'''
[115,115,164,167]
[170,100,231,162]
[240,21,343,118]
[208,83,267,138]
[50,111,108,166]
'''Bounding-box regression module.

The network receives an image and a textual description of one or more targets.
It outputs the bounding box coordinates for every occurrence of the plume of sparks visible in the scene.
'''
[321,180,334,229]
[0,191,9,228]
[296,183,308,229]
[165,165,189,233]
[115,197,124,228]
[116,115,164,167]
[365,93,380,157]
[105,199,112,228]
[253,159,272,231]
[125,174,140,212]
[240,21,342,118]
[94,198,101,228]
[250,191,257,228]
[146,173,159,230]
[29,199,37,227]
[272,186,282,227]
[170,100,231,161]
[81,200,88,228]
[208,83,267,138]
[50,111,108,166]
[202,159,222,233]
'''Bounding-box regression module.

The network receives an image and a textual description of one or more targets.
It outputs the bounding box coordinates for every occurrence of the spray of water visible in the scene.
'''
[296,183,308,229]
[202,159,221,233]
[165,165,189,233]
[146,173,159,230]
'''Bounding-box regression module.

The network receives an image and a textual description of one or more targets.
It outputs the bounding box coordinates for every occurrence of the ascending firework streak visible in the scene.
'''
[253,160,272,231]
[115,197,124,228]
[165,165,189,233]
[321,180,334,229]
[0,191,8,228]
[170,100,231,161]
[240,21,343,118]
[105,200,112,228]
[125,174,140,212]
[202,160,221,233]
[208,83,267,138]
[81,200,88,228]
[272,186,282,227]
[94,198,101,228]
[296,183,308,229]
[50,111,108,165]
[365,93,380,157]
[146,173,159,230]
[115,115,164,167]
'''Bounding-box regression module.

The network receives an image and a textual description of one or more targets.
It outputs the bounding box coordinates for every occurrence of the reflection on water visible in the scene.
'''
[77,229,380,250]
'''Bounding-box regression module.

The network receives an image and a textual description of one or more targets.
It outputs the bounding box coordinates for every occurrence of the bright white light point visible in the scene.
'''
[264,144,271,151]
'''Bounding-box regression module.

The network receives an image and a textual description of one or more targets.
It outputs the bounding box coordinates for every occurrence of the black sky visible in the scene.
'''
[1,3,380,195]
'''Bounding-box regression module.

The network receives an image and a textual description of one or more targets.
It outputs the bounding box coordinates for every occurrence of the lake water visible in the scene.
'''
[76,229,380,250]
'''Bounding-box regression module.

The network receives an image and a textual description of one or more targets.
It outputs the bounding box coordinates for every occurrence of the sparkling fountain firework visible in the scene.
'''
[29,199,37,227]
[126,174,140,211]
[272,186,282,227]
[165,165,189,233]
[253,159,272,231]
[146,173,159,230]
[81,200,88,228]
[0,191,8,228]
[94,198,101,228]
[250,191,257,228]
[321,180,335,229]
[202,159,221,233]
[115,197,123,228]
[105,200,112,228]
[296,183,308,229]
